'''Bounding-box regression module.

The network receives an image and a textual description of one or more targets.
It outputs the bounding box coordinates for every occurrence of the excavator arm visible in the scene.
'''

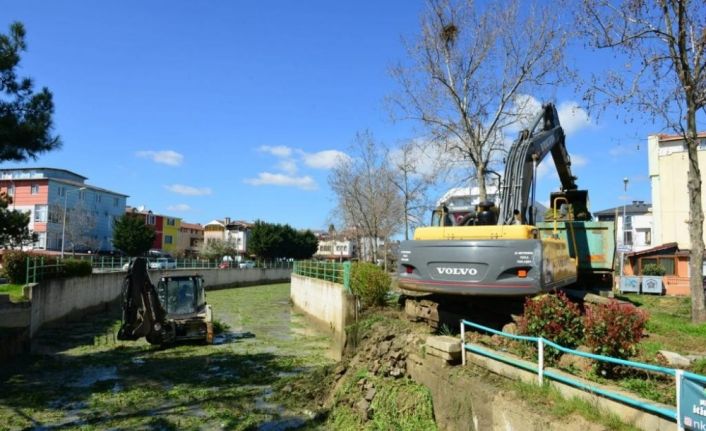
[497,103,579,225]
[117,257,175,345]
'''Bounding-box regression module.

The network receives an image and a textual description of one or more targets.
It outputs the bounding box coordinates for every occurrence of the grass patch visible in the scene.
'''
[0,284,25,302]
[511,381,639,431]
[619,294,706,362]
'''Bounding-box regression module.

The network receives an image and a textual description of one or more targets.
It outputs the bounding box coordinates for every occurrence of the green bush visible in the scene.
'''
[517,291,584,363]
[3,251,29,284]
[351,262,390,307]
[641,264,666,276]
[63,259,93,277]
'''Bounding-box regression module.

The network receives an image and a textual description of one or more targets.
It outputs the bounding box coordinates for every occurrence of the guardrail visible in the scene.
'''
[460,319,706,426]
[25,257,64,284]
[293,260,351,292]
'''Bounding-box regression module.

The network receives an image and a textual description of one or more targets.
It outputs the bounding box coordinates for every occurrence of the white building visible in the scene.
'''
[594,201,653,253]
[203,218,250,255]
[648,132,706,250]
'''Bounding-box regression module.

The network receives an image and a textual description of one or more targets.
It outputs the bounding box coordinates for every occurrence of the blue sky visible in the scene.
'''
[1,1,664,230]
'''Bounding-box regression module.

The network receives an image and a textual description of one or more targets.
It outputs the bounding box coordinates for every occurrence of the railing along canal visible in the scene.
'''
[292,260,351,292]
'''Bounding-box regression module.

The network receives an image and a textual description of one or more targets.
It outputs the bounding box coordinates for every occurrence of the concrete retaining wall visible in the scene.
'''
[290,274,356,357]
[463,343,674,431]
[27,267,292,337]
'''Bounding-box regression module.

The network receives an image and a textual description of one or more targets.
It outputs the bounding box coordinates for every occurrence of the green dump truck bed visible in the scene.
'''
[536,220,616,289]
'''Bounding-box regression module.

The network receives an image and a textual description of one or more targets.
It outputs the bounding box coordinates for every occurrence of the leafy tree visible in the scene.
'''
[0,22,61,250]
[580,0,706,322]
[248,220,318,260]
[112,214,156,257]
[200,238,237,260]
[0,192,37,249]
[0,22,61,161]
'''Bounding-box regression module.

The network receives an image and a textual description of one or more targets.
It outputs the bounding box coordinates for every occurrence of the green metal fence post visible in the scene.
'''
[343,261,351,292]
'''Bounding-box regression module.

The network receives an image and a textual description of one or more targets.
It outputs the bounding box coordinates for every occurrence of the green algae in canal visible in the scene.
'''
[0,283,336,431]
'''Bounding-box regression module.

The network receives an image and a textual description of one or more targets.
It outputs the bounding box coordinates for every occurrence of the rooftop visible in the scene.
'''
[594,200,651,217]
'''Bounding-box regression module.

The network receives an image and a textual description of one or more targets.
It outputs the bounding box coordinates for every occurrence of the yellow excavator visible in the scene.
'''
[398,103,614,327]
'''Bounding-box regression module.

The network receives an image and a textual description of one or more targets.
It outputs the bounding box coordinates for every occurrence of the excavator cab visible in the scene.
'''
[118,257,213,345]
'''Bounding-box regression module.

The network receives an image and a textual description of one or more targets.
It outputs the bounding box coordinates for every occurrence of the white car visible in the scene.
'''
[150,258,177,270]
[239,260,255,269]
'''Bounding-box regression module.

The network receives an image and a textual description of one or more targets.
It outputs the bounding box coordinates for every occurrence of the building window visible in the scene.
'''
[167,218,175,226]
[625,231,633,246]
[78,190,85,200]
[95,194,102,203]
[58,186,65,197]
[113,197,119,207]
[48,206,61,224]
[31,184,40,194]
[34,204,48,222]
[623,215,633,230]
[147,214,156,225]
[165,235,173,244]
[7,184,14,197]
[640,257,676,275]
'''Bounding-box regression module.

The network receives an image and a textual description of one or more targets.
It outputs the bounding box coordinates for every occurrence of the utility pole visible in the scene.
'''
[620,177,629,284]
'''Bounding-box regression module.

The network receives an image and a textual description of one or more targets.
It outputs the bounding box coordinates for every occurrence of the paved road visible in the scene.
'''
[0,283,333,431]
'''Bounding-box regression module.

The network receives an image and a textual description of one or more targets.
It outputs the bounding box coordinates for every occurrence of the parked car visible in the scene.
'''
[239,260,256,269]
[150,257,177,270]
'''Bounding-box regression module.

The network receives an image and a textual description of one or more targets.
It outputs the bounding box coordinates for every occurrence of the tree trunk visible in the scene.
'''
[476,167,487,204]
[686,104,706,323]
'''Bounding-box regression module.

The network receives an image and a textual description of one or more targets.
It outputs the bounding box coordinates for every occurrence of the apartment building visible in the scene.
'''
[648,132,706,250]
[126,206,182,254]
[203,217,251,255]
[178,222,204,257]
[0,168,128,252]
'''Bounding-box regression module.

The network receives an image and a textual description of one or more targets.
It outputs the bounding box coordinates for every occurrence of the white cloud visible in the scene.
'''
[505,95,592,137]
[259,145,293,158]
[557,101,592,136]
[608,145,636,157]
[164,184,213,196]
[167,204,191,212]
[571,154,588,167]
[136,150,184,166]
[244,172,317,190]
[277,159,298,175]
[301,150,350,169]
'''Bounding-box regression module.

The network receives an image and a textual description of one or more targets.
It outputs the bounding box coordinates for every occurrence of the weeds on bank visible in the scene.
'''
[511,381,640,431]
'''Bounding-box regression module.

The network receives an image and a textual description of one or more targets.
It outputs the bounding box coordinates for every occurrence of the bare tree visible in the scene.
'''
[390,0,567,202]
[388,141,442,240]
[580,0,706,322]
[63,202,99,253]
[329,131,403,263]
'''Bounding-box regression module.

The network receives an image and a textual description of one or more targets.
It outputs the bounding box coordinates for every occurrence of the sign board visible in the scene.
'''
[619,276,640,293]
[680,373,706,430]
[617,245,632,253]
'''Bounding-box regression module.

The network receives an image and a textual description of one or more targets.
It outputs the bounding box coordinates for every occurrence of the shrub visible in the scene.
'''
[642,264,666,276]
[517,291,584,362]
[584,301,648,362]
[3,251,29,284]
[63,259,93,277]
[351,262,391,307]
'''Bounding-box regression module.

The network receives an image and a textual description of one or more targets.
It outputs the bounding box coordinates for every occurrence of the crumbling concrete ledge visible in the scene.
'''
[463,342,674,431]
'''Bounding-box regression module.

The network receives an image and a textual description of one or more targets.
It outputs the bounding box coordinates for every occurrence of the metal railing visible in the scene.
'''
[25,256,294,283]
[292,260,351,291]
[461,319,706,424]
[25,257,65,284]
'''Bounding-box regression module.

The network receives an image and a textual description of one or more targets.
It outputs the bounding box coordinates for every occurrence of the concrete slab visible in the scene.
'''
[426,335,461,353]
